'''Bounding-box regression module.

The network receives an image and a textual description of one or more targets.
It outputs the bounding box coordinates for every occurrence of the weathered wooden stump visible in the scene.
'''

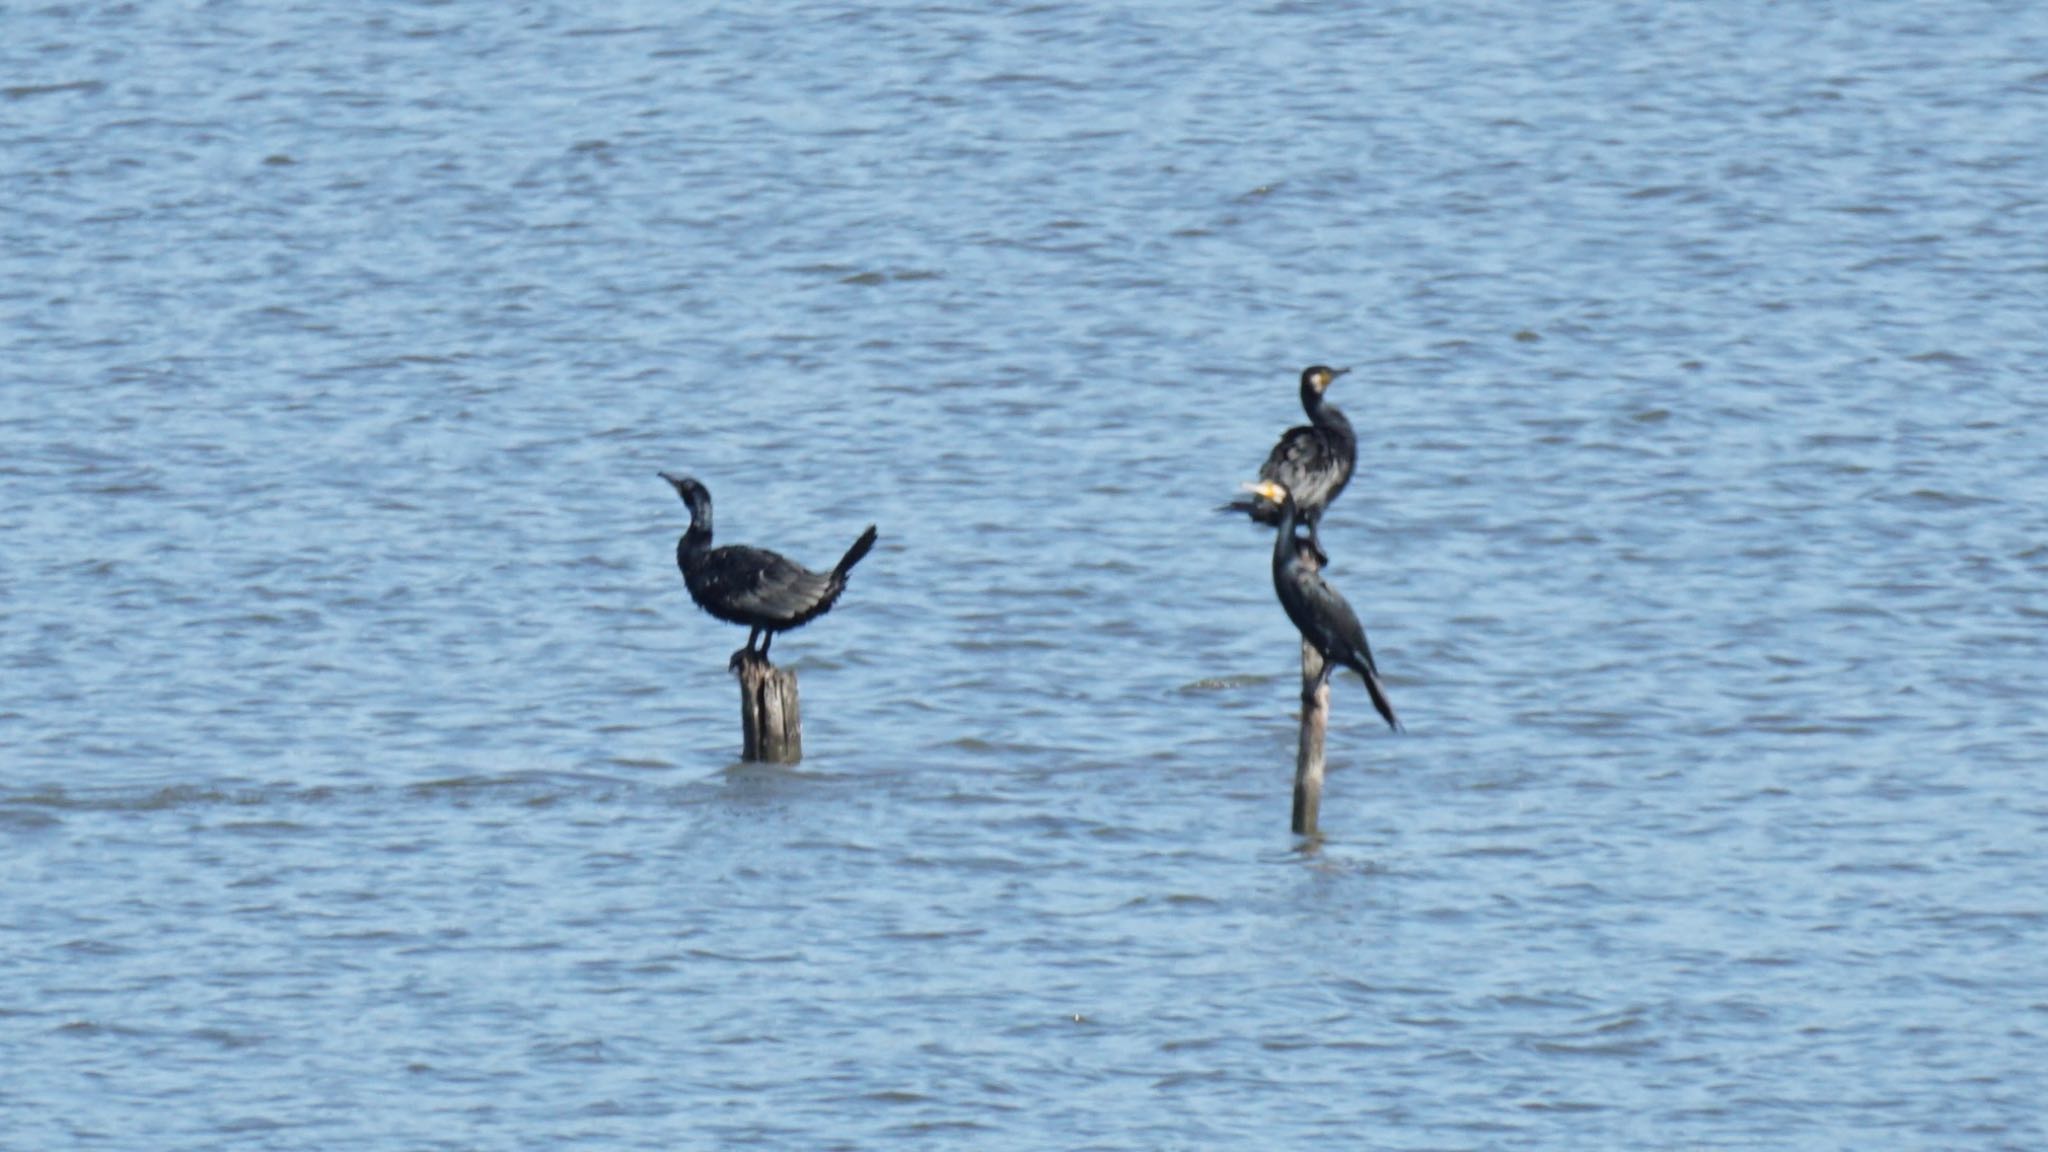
[1293,636,1329,838]
[730,648,801,763]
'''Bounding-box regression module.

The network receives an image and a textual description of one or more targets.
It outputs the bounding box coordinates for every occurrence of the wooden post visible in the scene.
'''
[732,650,802,763]
[1293,636,1329,838]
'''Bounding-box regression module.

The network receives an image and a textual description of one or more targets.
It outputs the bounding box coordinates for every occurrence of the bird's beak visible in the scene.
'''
[1333,367,1351,377]
[658,471,681,485]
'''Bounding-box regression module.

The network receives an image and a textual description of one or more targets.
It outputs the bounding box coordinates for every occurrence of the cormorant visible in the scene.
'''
[660,472,878,660]
[1225,365,1356,563]
[1244,478,1400,732]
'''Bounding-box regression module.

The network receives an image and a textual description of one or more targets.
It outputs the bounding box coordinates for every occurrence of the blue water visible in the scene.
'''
[6,2,2047,1147]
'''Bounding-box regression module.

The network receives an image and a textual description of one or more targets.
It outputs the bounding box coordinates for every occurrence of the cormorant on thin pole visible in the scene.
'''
[1245,477,1400,732]
[1223,365,1357,564]
[1243,476,1397,838]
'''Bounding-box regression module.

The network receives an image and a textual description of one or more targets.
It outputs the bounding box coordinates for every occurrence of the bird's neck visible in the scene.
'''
[678,522,712,565]
[1311,395,1355,456]
[1305,387,1348,429]
[1271,498,1298,547]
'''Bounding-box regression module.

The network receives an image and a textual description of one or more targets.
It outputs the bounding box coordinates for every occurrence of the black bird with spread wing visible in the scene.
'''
[1224,365,1356,563]
[1245,478,1400,732]
[660,473,877,660]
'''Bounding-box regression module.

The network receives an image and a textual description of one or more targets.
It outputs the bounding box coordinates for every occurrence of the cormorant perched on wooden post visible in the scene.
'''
[1224,365,1356,563]
[660,472,878,763]
[1244,477,1398,837]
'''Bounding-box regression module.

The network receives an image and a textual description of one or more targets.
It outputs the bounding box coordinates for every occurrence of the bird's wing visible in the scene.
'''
[1301,574,1401,731]
[1258,424,1337,494]
[701,546,833,618]
[1277,562,1347,659]
[1300,573,1379,679]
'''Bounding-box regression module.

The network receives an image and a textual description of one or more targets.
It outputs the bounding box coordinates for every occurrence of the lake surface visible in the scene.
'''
[5,1,2047,1147]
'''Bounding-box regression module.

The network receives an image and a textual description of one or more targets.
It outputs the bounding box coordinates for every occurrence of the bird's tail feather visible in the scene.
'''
[1361,667,1402,733]
[835,525,879,579]
[1217,497,1280,523]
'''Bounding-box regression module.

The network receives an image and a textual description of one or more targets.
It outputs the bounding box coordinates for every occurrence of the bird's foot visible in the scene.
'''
[1293,534,1329,571]
[729,646,766,674]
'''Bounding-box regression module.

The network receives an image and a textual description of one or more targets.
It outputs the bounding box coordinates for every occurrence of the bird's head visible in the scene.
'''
[659,471,710,512]
[1301,365,1350,395]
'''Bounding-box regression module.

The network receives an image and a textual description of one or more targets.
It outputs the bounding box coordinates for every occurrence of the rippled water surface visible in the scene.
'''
[7,1,2048,1147]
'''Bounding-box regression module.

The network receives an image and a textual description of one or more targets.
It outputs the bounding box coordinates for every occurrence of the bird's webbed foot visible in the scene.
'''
[729,645,765,674]
[1307,528,1330,568]
[1303,658,1337,704]
[1292,532,1328,572]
